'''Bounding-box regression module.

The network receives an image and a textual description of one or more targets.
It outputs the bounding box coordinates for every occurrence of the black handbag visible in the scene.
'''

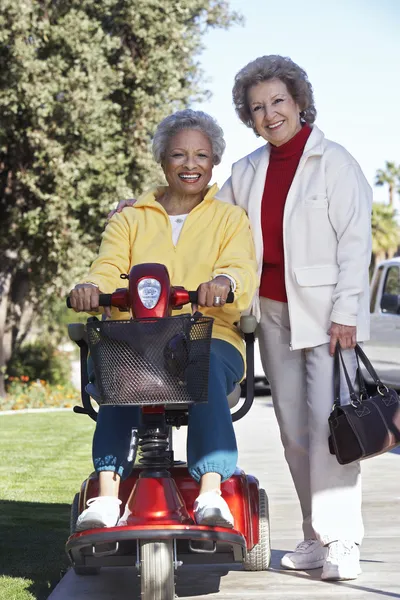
[328,344,400,465]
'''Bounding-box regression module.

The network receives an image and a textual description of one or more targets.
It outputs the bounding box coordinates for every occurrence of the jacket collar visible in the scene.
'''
[302,124,325,158]
[135,182,219,209]
[248,124,325,170]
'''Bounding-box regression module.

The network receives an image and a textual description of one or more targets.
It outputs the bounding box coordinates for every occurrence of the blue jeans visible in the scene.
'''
[92,339,244,483]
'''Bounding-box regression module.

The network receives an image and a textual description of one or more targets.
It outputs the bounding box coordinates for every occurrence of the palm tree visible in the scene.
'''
[375,161,400,206]
[370,203,400,274]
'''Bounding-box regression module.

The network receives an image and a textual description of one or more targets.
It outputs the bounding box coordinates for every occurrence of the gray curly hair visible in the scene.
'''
[232,55,317,134]
[152,109,226,166]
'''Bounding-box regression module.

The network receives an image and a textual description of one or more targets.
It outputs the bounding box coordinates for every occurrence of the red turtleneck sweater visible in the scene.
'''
[260,125,312,302]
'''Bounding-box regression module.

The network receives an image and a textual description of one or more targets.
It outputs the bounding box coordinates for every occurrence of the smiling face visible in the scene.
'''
[162,129,213,196]
[247,78,302,146]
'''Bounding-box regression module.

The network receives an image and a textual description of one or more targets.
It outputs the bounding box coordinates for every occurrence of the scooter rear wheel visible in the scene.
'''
[140,540,175,600]
[243,487,271,571]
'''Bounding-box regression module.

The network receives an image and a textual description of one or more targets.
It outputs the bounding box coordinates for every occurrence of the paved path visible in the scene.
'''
[49,397,400,599]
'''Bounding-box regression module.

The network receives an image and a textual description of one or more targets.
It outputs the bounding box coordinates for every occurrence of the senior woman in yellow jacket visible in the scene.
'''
[69,109,258,532]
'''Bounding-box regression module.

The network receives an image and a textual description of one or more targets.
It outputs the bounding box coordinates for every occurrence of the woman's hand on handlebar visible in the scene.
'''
[195,276,232,310]
[69,284,112,318]
[106,198,137,224]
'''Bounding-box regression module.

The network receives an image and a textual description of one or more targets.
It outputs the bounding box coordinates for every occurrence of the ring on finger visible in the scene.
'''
[214,296,222,306]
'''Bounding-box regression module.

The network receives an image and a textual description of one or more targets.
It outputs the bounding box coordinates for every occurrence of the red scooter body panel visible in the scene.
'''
[124,477,192,525]
[78,465,260,550]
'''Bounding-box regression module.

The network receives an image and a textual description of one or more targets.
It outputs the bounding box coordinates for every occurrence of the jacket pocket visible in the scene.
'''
[305,194,328,208]
[294,265,339,287]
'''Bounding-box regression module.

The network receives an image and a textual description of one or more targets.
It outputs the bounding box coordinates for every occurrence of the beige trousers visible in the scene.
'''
[258,297,364,545]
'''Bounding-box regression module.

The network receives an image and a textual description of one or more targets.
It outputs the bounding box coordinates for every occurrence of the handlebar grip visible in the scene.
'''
[98,294,113,306]
[188,290,234,304]
[66,294,113,309]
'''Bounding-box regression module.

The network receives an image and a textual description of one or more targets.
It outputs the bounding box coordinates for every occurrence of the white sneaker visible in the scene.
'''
[321,540,361,581]
[281,540,327,570]
[194,490,234,528]
[75,496,122,531]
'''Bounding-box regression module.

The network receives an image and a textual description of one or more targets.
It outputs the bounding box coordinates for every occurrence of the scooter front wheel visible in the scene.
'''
[140,539,175,600]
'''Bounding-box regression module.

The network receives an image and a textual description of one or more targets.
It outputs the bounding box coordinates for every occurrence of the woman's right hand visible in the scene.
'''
[69,284,111,318]
[106,198,137,223]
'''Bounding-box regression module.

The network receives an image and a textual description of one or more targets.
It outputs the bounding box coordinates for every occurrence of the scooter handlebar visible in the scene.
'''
[188,290,234,305]
[66,290,234,310]
[66,294,113,309]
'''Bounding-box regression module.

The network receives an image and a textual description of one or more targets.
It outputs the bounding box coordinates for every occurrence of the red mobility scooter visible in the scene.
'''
[66,263,270,600]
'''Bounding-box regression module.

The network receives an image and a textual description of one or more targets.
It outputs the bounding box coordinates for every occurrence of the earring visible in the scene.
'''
[300,110,307,124]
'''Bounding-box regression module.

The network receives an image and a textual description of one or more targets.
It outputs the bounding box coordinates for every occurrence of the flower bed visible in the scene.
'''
[1,376,81,411]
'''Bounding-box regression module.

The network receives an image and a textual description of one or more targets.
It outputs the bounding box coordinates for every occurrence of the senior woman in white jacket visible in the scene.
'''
[109,55,372,582]
[217,55,372,582]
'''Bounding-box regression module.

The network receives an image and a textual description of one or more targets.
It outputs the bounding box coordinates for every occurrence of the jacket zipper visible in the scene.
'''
[151,198,207,252]
[172,200,207,251]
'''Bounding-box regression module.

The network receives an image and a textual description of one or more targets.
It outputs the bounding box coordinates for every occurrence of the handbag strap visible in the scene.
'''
[354,344,386,391]
[355,351,368,398]
[334,343,360,407]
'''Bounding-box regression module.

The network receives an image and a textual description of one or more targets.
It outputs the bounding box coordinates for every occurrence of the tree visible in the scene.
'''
[370,202,400,273]
[0,0,241,396]
[375,161,400,207]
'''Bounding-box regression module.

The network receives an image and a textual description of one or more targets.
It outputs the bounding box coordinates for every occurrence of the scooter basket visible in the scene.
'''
[86,314,214,405]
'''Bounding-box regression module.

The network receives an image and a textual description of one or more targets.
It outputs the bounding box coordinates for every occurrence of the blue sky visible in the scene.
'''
[193,0,399,208]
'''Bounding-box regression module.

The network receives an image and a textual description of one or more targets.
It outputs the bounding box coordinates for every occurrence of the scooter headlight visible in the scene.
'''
[137,278,161,309]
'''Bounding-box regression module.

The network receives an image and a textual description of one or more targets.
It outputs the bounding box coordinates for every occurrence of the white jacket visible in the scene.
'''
[216,125,372,350]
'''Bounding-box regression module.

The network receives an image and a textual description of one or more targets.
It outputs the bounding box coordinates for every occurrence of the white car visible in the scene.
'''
[363,257,400,390]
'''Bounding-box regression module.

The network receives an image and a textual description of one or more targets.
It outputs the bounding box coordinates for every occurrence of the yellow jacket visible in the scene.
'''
[82,184,258,360]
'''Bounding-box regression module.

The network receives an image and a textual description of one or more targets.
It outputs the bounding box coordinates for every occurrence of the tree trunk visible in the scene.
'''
[0,271,12,397]
[0,269,33,397]
[389,183,394,206]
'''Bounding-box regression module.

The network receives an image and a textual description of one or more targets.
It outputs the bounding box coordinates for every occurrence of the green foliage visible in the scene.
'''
[38,296,88,349]
[370,202,400,275]
[375,161,400,206]
[371,203,400,256]
[0,0,241,393]
[6,340,72,386]
[1,379,80,411]
[0,412,93,598]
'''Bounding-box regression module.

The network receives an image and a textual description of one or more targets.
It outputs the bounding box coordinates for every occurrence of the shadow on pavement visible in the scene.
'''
[268,563,400,598]
[0,499,70,600]
[175,567,230,596]
[175,548,286,596]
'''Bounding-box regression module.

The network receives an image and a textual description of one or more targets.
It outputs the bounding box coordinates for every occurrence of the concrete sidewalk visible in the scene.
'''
[49,397,400,599]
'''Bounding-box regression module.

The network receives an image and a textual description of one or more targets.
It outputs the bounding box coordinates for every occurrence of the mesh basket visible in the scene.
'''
[86,314,213,405]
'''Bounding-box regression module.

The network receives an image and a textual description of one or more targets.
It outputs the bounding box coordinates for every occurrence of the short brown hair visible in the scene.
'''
[232,55,316,135]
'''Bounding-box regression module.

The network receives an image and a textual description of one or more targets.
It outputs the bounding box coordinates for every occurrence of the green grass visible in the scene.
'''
[0,411,95,600]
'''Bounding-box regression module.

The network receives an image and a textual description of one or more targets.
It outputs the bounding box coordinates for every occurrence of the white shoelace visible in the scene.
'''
[295,540,317,552]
